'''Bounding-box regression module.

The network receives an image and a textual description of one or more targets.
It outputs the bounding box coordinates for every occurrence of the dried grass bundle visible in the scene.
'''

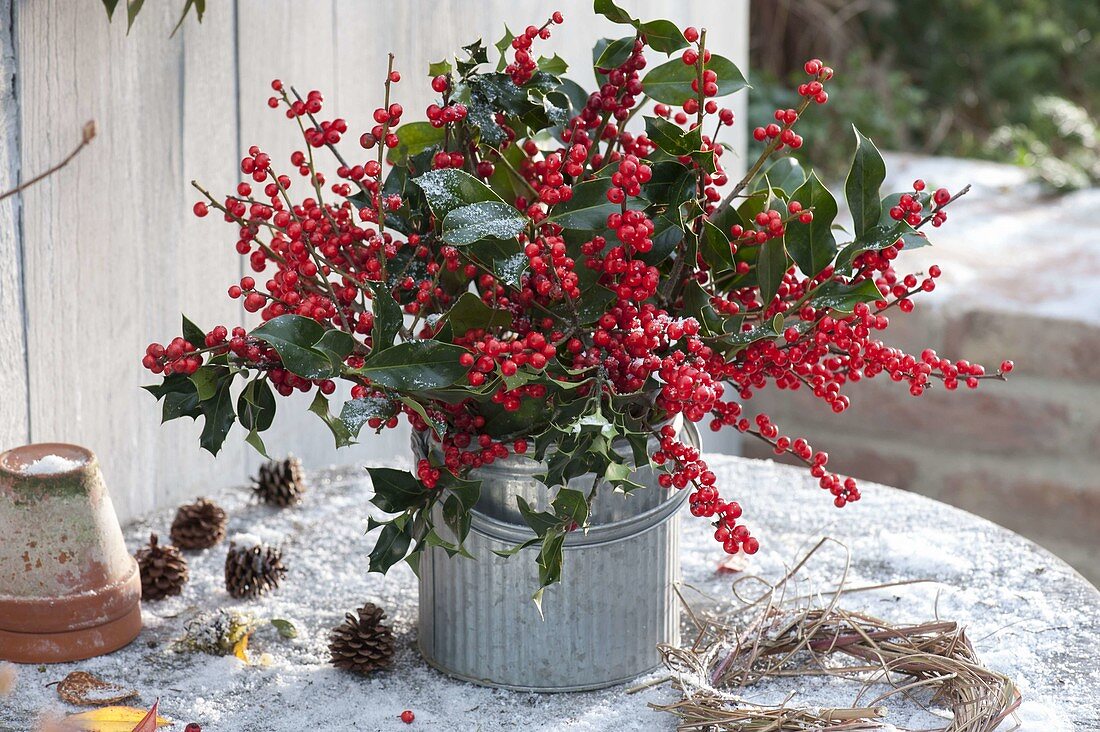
[647,538,1022,731]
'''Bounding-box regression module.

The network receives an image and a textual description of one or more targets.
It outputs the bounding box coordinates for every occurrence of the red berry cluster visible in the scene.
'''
[653,425,758,555]
[142,338,200,376]
[506,13,564,86]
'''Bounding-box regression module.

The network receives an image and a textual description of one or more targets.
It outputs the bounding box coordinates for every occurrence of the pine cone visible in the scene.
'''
[170,498,227,550]
[134,533,189,601]
[329,602,395,675]
[251,456,307,507]
[224,541,287,599]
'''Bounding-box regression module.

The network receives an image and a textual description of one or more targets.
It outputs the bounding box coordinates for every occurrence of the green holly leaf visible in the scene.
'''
[364,281,403,350]
[339,395,396,438]
[756,236,790,307]
[442,495,473,546]
[368,521,413,574]
[445,292,513,336]
[642,53,749,105]
[198,372,235,456]
[413,168,503,220]
[494,27,516,71]
[442,201,528,245]
[399,396,447,439]
[516,496,562,536]
[644,116,702,156]
[144,373,202,422]
[386,122,446,165]
[367,467,430,513]
[810,278,885,313]
[237,378,276,433]
[757,157,806,195]
[308,392,354,448]
[638,19,688,54]
[547,177,648,230]
[699,217,735,272]
[845,127,887,241]
[428,58,452,77]
[682,280,724,336]
[355,341,471,391]
[250,315,335,380]
[786,171,838,277]
[314,329,356,372]
[181,314,206,350]
[537,54,568,75]
[439,471,481,511]
[835,221,913,271]
[552,487,589,528]
[594,36,636,69]
[593,0,634,24]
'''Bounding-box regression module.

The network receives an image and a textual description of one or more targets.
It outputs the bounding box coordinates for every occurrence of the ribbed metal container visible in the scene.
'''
[413,420,696,692]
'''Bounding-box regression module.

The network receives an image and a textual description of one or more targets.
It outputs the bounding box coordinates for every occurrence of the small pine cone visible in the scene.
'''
[135,533,189,601]
[329,603,395,675]
[224,541,287,599]
[251,456,307,507]
[170,498,228,550]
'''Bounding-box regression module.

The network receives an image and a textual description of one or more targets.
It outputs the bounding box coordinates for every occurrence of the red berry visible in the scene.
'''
[193,202,209,217]
[400,710,415,724]
[184,725,202,732]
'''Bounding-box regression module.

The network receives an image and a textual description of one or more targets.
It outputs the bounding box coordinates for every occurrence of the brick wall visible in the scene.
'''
[742,305,1100,586]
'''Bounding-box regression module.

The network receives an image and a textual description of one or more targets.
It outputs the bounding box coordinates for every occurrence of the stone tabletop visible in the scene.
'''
[1,456,1097,731]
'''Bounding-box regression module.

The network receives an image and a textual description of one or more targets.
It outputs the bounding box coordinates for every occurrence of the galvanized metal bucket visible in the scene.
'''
[413,420,697,692]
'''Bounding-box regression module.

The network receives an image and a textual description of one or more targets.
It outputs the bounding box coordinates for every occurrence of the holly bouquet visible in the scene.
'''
[144,1,1009,594]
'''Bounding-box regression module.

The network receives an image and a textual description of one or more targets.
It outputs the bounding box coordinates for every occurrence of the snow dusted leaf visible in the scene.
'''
[442,201,527,245]
[339,395,396,438]
[412,168,502,220]
[56,671,137,707]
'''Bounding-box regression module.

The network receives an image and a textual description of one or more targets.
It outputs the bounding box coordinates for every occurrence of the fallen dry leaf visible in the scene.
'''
[57,671,137,707]
[64,704,169,732]
[232,631,252,663]
[0,663,15,695]
[129,700,161,732]
[716,552,750,575]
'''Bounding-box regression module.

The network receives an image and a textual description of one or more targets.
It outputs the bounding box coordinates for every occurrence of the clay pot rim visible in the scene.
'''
[0,443,95,478]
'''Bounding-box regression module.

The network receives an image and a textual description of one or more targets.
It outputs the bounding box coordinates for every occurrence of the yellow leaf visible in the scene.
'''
[233,631,252,663]
[64,705,170,732]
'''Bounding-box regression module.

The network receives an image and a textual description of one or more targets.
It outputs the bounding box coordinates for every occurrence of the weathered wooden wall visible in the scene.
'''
[0,0,748,520]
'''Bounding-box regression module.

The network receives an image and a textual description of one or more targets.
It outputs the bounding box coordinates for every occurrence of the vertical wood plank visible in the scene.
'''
[15,0,245,520]
[0,0,28,451]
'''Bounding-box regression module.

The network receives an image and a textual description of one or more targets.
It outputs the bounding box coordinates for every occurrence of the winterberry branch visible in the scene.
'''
[711,95,814,219]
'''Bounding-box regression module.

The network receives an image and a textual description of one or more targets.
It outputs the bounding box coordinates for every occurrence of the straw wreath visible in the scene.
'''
[640,538,1022,731]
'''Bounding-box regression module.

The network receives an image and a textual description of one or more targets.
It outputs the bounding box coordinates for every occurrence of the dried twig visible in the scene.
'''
[0,121,96,203]
[650,538,1022,731]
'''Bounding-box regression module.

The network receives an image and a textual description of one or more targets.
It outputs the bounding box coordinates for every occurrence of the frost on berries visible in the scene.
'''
[143,2,1009,591]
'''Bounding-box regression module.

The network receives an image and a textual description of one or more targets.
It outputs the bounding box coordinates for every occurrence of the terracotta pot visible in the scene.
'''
[0,443,141,663]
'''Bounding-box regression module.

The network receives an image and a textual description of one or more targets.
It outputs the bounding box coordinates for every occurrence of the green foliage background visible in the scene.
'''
[749,0,1100,189]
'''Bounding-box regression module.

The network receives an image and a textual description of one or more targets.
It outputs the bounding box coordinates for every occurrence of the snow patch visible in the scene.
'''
[21,454,83,475]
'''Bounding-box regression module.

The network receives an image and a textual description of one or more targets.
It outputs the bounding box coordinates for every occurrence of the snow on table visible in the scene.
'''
[2,456,1097,731]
